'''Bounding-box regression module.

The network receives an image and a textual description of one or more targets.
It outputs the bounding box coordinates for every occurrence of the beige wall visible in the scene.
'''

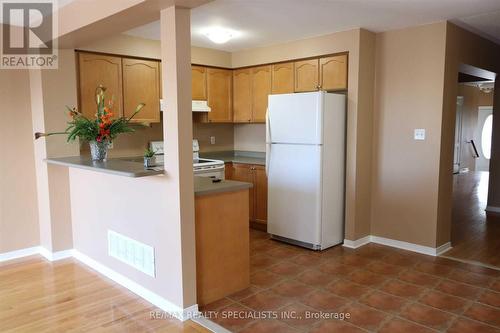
[231,28,376,241]
[79,33,232,68]
[439,23,500,245]
[371,22,447,247]
[0,70,40,253]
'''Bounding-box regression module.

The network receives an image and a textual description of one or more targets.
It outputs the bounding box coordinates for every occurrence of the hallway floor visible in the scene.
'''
[201,229,500,332]
[446,171,500,267]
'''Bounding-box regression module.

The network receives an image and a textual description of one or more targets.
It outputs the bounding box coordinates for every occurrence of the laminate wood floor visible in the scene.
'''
[0,256,211,333]
[446,171,500,267]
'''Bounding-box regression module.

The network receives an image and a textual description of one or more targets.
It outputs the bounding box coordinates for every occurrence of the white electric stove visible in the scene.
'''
[150,140,225,179]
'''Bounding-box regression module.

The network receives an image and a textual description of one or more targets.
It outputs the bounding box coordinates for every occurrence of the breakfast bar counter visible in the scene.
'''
[46,156,252,196]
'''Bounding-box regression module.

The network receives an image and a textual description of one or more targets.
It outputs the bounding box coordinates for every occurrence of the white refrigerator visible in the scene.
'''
[266,91,346,250]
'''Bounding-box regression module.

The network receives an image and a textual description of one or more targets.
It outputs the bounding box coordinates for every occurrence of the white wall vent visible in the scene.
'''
[108,230,156,277]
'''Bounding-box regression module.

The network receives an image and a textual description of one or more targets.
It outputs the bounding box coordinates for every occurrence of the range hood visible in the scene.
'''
[192,100,211,112]
[159,99,211,112]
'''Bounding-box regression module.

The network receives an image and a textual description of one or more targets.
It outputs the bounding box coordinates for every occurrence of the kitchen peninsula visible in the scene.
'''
[45,156,252,307]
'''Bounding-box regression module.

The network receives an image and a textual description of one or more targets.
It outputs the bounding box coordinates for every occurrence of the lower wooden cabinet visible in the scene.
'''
[227,163,267,226]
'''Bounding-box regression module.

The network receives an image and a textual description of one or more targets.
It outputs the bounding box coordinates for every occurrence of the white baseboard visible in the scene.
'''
[1,246,199,322]
[343,236,371,249]
[343,235,452,257]
[486,206,500,214]
[72,250,198,322]
[0,246,74,263]
[435,242,452,256]
[0,246,40,262]
[39,247,74,261]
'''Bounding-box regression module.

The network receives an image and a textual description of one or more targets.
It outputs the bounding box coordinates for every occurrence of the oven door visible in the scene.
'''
[193,165,225,179]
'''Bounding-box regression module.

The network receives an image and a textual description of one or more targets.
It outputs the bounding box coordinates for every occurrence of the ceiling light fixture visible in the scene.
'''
[203,27,234,44]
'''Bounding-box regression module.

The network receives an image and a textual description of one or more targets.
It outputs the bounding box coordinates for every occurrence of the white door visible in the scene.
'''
[267,143,322,245]
[475,107,493,171]
[267,92,323,144]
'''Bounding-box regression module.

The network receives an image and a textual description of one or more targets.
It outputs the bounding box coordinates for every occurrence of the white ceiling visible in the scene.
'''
[124,0,500,52]
[0,0,76,26]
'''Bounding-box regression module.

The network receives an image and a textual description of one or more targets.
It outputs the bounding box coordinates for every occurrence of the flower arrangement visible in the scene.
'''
[35,85,144,161]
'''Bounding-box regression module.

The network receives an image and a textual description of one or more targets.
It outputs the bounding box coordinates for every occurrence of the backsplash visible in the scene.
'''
[80,120,265,157]
[234,124,266,152]
[193,122,234,152]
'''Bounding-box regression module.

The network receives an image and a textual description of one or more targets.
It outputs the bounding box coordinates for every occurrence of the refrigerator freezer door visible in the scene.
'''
[267,92,323,145]
[267,143,322,245]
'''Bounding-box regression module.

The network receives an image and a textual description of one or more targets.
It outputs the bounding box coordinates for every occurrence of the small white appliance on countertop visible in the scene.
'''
[149,139,225,179]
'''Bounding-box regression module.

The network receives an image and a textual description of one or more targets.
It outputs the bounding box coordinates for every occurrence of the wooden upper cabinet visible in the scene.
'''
[122,58,160,123]
[253,165,268,223]
[78,53,123,119]
[271,62,294,94]
[320,54,348,91]
[207,68,233,123]
[233,68,252,123]
[294,59,319,92]
[251,65,271,123]
[192,65,207,100]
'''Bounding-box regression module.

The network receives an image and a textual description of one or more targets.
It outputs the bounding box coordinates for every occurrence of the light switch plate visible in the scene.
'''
[414,129,426,141]
[210,136,216,145]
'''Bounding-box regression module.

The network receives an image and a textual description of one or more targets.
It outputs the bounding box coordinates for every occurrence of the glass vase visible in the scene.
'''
[89,140,109,161]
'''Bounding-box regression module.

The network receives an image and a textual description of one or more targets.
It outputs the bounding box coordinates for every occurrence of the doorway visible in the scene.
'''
[445,73,500,267]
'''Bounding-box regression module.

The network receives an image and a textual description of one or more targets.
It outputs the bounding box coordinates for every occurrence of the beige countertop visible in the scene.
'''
[200,150,266,165]
[194,176,252,196]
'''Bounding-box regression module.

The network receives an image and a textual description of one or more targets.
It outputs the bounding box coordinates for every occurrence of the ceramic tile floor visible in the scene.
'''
[200,229,500,332]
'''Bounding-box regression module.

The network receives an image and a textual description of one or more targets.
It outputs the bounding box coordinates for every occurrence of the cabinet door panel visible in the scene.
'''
[294,59,319,92]
[207,68,233,123]
[254,165,268,224]
[192,65,207,100]
[78,53,123,119]
[231,164,254,221]
[224,162,232,180]
[233,69,252,123]
[252,65,271,123]
[320,54,348,91]
[271,62,294,94]
[122,58,160,123]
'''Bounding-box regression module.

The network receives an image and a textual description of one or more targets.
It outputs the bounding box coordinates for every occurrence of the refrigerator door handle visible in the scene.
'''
[265,107,271,144]
[266,144,271,176]
[266,108,271,176]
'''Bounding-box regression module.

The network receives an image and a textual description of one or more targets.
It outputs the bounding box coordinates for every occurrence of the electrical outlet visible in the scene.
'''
[108,142,114,149]
[210,136,216,145]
